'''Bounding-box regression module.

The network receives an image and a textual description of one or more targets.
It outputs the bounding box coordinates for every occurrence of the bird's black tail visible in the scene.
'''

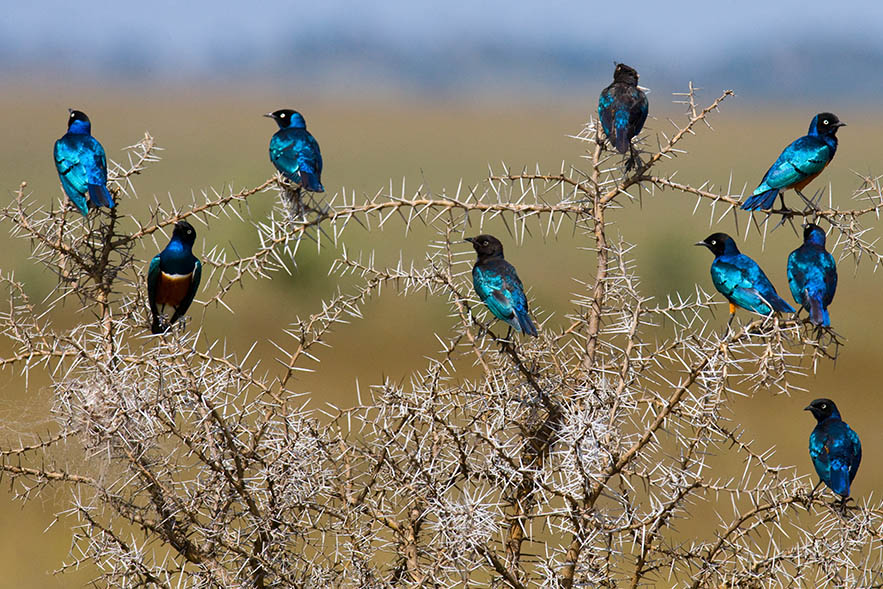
[88,184,116,209]
[806,292,830,327]
[771,294,796,314]
[614,129,630,155]
[741,188,778,211]
[516,309,538,337]
[299,170,325,193]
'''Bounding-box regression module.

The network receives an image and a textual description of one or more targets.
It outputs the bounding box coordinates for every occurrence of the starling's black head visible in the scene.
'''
[803,223,826,247]
[612,63,639,86]
[465,234,504,259]
[264,109,306,130]
[810,112,845,136]
[695,232,738,257]
[805,398,841,422]
[67,109,91,130]
[172,220,197,246]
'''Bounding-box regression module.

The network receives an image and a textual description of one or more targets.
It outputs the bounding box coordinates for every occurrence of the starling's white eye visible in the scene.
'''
[823,119,829,125]
[820,403,827,409]
[710,239,716,245]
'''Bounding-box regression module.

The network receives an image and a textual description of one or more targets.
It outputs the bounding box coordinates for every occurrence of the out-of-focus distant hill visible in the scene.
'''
[3,30,882,105]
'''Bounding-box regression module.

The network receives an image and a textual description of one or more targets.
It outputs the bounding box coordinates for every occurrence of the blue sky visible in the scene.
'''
[6,1,880,60]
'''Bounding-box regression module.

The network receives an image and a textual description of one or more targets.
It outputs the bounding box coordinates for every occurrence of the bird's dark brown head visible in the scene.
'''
[465,234,504,259]
[812,112,845,136]
[695,232,737,257]
[173,220,197,246]
[264,109,306,130]
[66,109,92,132]
[805,398,840,422]
[613,63,639,85]
[67,109,89,125]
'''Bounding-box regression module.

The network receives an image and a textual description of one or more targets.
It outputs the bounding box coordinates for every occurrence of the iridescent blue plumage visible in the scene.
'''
[147,221,202,334]
[697,233,795,321]
[787,223,837,327]
[265,109,324,192]
[741,113,845,211]
[466,235,537,337]
[598,63,648,164]
[53,109,115,216]
[806,398,861,499]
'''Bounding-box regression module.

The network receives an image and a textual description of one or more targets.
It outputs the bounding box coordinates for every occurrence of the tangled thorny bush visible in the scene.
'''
[1,87,883,588]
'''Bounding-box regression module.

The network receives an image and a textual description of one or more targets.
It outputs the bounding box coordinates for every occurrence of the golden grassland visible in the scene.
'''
[0,84,881,586]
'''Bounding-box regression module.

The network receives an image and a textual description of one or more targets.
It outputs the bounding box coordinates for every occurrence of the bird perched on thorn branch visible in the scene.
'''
[466,234,538,337]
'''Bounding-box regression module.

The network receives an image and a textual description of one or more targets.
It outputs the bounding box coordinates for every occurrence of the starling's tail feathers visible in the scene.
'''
[828,460,851,497]
[299,167,324,193]
[614,129,630,154]
[516,309,538,337]
[807,293,830,327]
[741,188,778,211]
[771,295,796,314]
[88,184,115,209]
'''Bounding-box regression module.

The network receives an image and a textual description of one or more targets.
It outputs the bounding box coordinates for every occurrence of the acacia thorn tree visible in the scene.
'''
[1,86,882,588]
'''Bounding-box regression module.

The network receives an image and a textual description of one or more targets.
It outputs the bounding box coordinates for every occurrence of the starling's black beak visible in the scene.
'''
[694,241,708,247]
[68,108,74,115]
[835,121,847,128]
[804,405,812,411]
[263,112,274,119]
[464,237,475,244]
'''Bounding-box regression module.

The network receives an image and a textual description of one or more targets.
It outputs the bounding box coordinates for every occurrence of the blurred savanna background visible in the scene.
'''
[2,1,883,585]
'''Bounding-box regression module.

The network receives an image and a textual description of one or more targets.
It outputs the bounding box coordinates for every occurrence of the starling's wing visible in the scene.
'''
[762,136,832,190]
[501,270,537,336]
[821,250,838,307]
[171,258,202,323]
[54,137,90,215]
[629,87,649,137]
[269,130,300,180]
[473,265,518,329]
[598,85,615,139]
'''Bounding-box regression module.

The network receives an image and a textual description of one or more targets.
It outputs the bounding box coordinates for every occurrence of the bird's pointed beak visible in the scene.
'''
[637,85,651,93]
[694,241,708,247]
[835,121,847,127]
[67,108,73,115]
[464,237,475,244]
[263,112,274,119]
[804,405,812,411]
